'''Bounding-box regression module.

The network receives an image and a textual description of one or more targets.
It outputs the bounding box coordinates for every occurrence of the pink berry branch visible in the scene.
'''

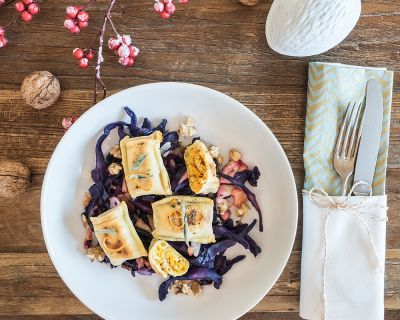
[0,0,41,48]
[64,0,189,104]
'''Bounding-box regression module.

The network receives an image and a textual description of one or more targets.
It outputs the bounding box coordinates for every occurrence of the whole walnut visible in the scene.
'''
[239,0,259,5]
[21,71,60,109]
[0,160,31,197]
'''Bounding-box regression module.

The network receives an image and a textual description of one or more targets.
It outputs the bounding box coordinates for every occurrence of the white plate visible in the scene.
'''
[41,82,298,320]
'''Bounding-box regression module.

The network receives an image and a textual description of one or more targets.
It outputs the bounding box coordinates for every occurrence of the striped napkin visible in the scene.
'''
[300,62,393,320]
[303,62,394,196]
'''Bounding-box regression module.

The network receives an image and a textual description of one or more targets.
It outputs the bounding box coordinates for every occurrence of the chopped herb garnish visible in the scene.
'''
[182,202,189,245]
[129,174,149,180]
[131,154,147,171]
[95,228,117,236]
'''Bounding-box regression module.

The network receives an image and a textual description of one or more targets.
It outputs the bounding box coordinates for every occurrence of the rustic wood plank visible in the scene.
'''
[1,0,400,318]
[0,251,399,315]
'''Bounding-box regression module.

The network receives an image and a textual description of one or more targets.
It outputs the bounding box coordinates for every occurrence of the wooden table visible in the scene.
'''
[0,0,399,319]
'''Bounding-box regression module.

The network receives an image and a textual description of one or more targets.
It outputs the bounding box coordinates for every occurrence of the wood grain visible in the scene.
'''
[0,0,399,319]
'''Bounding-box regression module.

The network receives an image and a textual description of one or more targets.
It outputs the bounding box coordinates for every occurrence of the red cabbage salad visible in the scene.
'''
[81,107,263,301]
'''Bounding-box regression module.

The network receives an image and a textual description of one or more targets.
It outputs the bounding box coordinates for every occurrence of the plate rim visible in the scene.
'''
[41,82,298,320]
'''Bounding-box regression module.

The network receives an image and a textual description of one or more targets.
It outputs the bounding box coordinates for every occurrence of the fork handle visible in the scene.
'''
[341,176,350,196]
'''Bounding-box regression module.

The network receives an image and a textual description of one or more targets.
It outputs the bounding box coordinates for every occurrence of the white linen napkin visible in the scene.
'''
[300,193,387,320]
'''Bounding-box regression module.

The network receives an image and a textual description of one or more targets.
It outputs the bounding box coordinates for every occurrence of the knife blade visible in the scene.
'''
[352,79,384,195]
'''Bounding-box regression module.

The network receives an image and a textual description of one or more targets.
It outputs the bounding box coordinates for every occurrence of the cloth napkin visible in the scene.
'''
[300,62,394,320]
[303,62,393,196]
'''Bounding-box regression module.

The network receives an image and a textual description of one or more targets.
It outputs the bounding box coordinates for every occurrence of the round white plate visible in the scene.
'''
[41,82,298,320]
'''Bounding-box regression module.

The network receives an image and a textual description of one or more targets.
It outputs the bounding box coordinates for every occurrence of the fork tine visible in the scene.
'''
[335,102,352,156]
[354,102,366,157]
[342,102,357,157]
[347,102,363,158]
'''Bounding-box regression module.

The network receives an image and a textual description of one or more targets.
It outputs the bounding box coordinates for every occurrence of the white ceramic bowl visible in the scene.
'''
[41,83,298,320]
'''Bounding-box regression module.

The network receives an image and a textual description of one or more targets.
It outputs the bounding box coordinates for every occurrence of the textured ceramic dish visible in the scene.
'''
[41,83,298,320]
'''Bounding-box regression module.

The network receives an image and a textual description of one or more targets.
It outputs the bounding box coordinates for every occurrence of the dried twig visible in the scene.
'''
[93,0,118,104]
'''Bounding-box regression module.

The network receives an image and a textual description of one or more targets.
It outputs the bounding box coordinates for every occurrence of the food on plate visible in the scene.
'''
[81,107,262,300]
[120,131,172,197]
[90,201,148,266]
[151,196,215,244]
[148,239,189,278]
[184,140,220,194]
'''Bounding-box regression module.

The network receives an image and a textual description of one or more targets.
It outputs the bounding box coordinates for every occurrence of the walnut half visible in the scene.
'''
[169,280,202,297]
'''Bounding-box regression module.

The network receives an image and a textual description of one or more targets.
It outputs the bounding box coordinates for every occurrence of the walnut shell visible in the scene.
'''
[239,0,259,5]
[0,160,31,197]
[21,71,60,109]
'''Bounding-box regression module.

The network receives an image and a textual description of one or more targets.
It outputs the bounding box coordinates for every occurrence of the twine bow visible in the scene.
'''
[302,182,388,320]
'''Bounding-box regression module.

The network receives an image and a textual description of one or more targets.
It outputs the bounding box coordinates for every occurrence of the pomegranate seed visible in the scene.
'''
[0,35,7,48]
[62,117,73,130]
[86,50,94,60]
[0,27,5,37]
[77,20,88,28]
[15,1,25,12]
[162,0,169,4]
[165,2,176,14]
[129,46,139,58]
[117,44,130,58]
[20,11,33,22]
[108,38,120,50]
[179,0,189,3]
[73,48,84,59]
[127,57,135,67]
[78,57,89,69]
[66,5,79,18]
[121,35,131,46]
[77,11,89,22]
[154,2,164,13]
[22,0,33,4]
[64,19,76,30]
[160,11,171,19]
[70,25,81,34]
[27,3,39,15]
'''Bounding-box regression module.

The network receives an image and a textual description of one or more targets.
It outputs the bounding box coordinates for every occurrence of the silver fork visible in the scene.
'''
[333,102,364,195]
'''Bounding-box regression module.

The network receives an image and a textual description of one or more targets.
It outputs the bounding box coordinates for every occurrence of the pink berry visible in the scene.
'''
[27,3,39,15]
[70,25,81,34]
[64,18,76,30]
[0,35,7,48]
[78,57,89,69]
[86,50,94,60]
[121,35,131,46]
[62,117,73,130]
[179,0,189,3]
[129,46,139,58]
[73,48,84,59]
[0,27,5,37]
[127,57,135,67]
[77,20,88,28]
[77,11,89,22]
[118,56,130,66]
[160,11,171,19]
[66,5,79,18]
[117,44,130,58]
[15,2,25,12]
[165,2,176,14]
[108,38,120,50]
[20,11,33,22]
[154,2,164,13]
[22,0,33,4]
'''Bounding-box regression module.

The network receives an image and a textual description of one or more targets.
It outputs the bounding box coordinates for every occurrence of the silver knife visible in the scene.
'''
[353,79,384,195]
